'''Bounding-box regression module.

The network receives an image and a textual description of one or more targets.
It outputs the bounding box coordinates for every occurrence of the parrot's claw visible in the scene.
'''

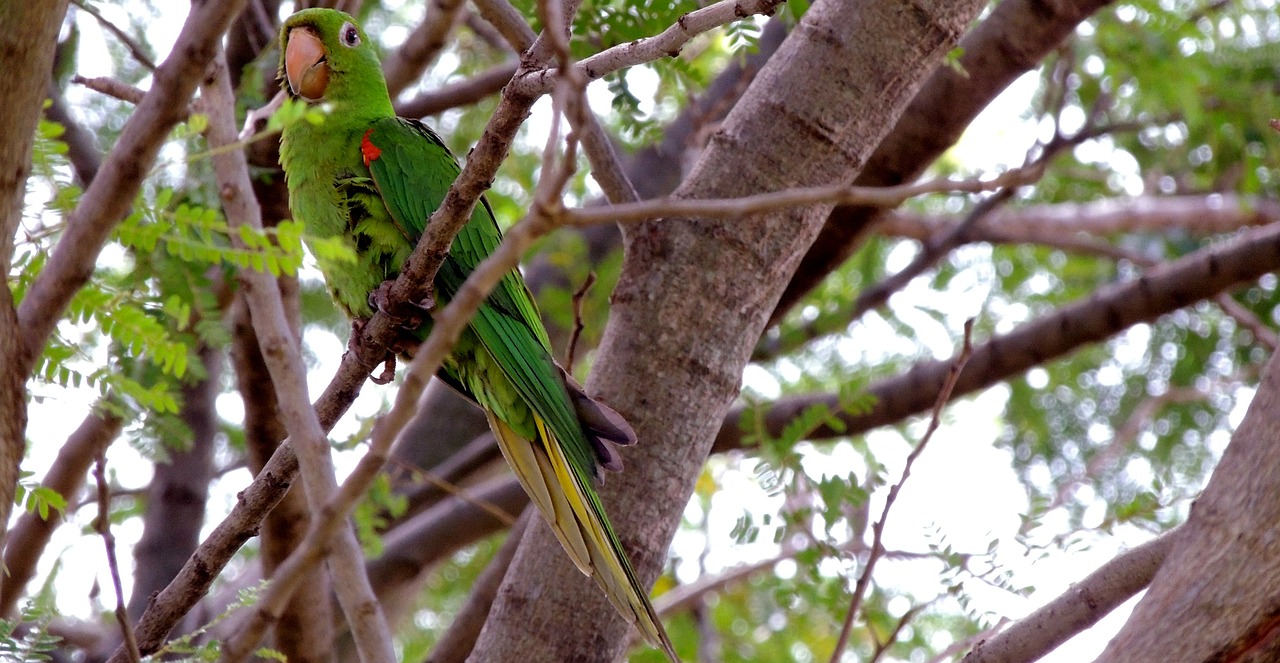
[371,355,396,385]
[368,280,435,330]
[348,318,398,384]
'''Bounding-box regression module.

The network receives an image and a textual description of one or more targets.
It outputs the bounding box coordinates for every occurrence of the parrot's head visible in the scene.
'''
[280,8,389,110]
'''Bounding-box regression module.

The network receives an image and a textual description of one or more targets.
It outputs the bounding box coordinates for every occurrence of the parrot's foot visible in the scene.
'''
[371,355,396,385]
[368,279,435,330]
[348,318,398,385]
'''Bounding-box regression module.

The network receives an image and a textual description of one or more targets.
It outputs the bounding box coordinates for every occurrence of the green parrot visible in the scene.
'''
[277,8,677,660]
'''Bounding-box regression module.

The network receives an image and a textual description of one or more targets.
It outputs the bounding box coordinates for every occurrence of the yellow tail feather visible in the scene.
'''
[486,412,679,662]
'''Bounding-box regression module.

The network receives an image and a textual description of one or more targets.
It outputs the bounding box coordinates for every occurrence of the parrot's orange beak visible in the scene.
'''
[285,27,329,100]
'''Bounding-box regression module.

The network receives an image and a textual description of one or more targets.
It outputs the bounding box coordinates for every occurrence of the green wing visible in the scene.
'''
[362,115,676,662]
[362,116,596,474]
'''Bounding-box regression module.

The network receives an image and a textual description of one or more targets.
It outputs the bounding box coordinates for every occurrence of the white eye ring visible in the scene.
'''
[341,22,360,47]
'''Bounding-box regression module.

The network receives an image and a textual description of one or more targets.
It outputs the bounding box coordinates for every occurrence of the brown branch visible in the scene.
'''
[16,0,250,375]
[881,195,1280,243]
[394,62,517,118]
[0,0,72,569]
[229,293,334,663]
[371,477,528,601]
[383,0,469,97]
[465,9,514,52]
[0,407,123,616]
[1216,293,1280,351]
[1052,385,1210,511]
[565,271,596,367]
[511,0,787,97]
[71,75,147,106]
[716,221,1280,451]
[94,454,140,663]
[70,0,157,70]
[470,0,537,52]
[422,515,528,663]
[962,528,1179,663]
[830,320,974,663]
[198,49,394,663]
[45,79,102,187]
[772,0,1117,323]
[561,166,1041,227]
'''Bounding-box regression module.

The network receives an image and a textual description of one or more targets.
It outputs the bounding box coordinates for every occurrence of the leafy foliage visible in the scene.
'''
[0,604,60,663]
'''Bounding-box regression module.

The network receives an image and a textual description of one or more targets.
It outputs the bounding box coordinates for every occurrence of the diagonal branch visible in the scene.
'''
[197,49,394,663]
[16,0,250,375]
[511,0,787,97]
[961,527,1179,663]
[0,407,123,616]
[383,0,469,97]
[717,221,1280,451]
[771,0,1118,323]
[830,321,974,663]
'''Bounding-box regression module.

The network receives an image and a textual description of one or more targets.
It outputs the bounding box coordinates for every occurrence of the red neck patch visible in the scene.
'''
[361,128,382,167]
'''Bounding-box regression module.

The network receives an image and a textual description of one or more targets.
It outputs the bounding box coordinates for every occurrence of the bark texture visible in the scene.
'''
[771,0,1116,322]
[1097,346,1280,661]
[0,0,69,572]
[468,0,984,660]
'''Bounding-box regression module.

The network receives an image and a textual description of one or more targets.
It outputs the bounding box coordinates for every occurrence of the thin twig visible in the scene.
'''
[565,271,596,368]
[71,0,157,70]
[512,0,786,96]
[868,602,930,663]
[71,75,146,105]
[562,163,1043,227]
[201,48,395,663]
[829,319,976,663]
[93,453,140,663]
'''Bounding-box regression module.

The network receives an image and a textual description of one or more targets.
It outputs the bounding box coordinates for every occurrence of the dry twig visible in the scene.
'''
[829,319,975,663]
[93,454,140,663]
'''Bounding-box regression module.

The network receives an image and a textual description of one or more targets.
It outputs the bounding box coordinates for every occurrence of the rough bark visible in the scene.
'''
[771,0,1117,323]
[0,0,70,576]
[1096,341,1280,660]
[469,0,984,660]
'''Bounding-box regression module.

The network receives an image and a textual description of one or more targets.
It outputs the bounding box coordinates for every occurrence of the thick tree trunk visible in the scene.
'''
[771,0,1116,322]
[1097,349,1280,660]
[0,0,70,566]
[468,0,984,660]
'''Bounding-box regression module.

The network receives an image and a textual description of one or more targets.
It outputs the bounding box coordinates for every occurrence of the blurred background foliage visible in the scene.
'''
[12,0,1280,660]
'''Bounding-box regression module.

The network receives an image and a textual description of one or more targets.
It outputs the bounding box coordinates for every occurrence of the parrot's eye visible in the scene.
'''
[340,23,360,47]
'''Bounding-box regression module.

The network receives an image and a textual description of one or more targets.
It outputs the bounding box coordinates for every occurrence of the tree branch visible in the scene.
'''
[963,528,1179,663]
[197,49,394,663]
[510,0,787,97]
[830,321,974,663]
[0,407,123,616]
[383,0,469,97]
[771,0,1117,323]
[421,515,528,663]
[16,0,249,374]
[394,62,517,118]
[717,221,1280,451]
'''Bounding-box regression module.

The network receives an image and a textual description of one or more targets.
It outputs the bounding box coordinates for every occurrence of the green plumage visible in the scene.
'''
[277,9,676,660]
